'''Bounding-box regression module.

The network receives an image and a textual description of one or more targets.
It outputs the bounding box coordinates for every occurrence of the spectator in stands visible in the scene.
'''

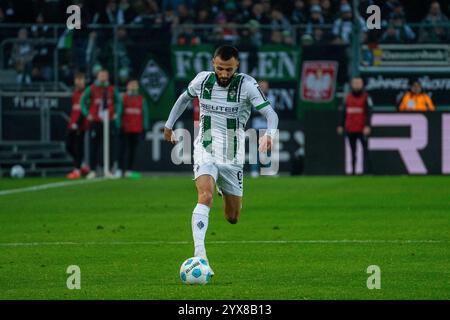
[208,0,223,20]
[31,13,53,81]
[270,6,291,32]
[320,0,335,24]
[117,79,149,178]
[162,0,195,12]
[101,26,131,85]
[224,1,238,22]
[193,9,213,42]
[270,30,283,44]
[214,12,239,44]
[70,0,94,77]
[66,72,90,180]
[40,0,64,23]
[306,4,325,35]
[81,69,123,178]
[418,1,449,43]
[0,0,18,23]
[332,3,367,44]
[237,0,254,24]
[175,3,194,25]
[94,0,121,24]
[379,13,415,43]
[238,19,262,47]
[381,0,400,26]
[251,2,271,25]
[196,8,213,24]
[176,25,201,45]
[132,0,163,26]
[261,0,272,19]
[282,30,294,45]
[118,0,137,24]
[290,0,307,24]
[398,80,435,112]
[10,28,35,85]
[337,77,373,175]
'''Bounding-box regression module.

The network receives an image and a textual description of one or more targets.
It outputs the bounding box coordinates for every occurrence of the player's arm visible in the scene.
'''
[164,91,194,144]
[164,72,206,144]
[364,95,373,136]
[247,79,278,152]
[425,94,435,111]
[257,105,278,152]
[80,86,92,119]
[337,96,346,135]
[398,92,408,111]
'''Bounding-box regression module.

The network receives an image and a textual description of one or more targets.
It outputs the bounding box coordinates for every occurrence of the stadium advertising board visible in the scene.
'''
[171,45,300,119]
[362,73,450,108]
[363,44,450,66]
[0,94,71,141]
[304,111,450,175]
[134,119,305,173]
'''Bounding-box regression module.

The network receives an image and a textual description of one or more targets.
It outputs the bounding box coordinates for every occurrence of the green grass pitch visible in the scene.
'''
[0,176,449,299]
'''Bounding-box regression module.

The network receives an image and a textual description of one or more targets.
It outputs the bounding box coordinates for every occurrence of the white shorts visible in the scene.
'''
[193,162,244,197]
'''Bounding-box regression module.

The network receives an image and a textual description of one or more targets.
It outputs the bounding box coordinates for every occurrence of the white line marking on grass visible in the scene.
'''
[0,239,446,247]
[0,178,106,196]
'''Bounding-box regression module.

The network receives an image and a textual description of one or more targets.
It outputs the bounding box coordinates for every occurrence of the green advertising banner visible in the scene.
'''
[171,44,301,82]
[139,44,348,121]
[171,45,301,119]
[138,52,175,121]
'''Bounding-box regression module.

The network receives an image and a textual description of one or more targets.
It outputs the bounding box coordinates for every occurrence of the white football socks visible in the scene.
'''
[192,203,210,258]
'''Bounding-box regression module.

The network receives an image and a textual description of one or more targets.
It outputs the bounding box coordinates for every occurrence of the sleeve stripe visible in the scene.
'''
[255,101,270,110]
[186,89,196,98]
[237,75,244,103]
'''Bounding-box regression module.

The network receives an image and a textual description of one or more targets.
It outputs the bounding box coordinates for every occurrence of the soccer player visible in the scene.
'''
[80,69,122,179]
[337,77,373,175]
[66,72,89,179]
[163,45,279,273]
[117,79,149,178]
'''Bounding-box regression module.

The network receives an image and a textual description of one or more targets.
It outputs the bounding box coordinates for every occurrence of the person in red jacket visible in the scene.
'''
[117,79,149,178]
[337,77,373,175]
[80,69,122,178]
[66,72,90,179]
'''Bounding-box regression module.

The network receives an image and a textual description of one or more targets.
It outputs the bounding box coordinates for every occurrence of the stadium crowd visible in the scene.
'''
[2,0,450,85]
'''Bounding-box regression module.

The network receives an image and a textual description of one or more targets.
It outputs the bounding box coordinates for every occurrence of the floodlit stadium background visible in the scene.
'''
[0,0,449,300]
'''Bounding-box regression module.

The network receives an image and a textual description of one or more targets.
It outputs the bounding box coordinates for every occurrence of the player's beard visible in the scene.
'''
[216,73,233,87]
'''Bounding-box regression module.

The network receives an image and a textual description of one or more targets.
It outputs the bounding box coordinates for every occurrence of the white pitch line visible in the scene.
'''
[0,239,446,247]
[0,178,106,196]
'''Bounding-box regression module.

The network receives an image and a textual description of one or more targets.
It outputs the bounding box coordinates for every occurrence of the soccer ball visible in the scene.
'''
[179,257,213,285]
[10,165,25,179]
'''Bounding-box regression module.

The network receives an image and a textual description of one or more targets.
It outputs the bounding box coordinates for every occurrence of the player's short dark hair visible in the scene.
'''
[74,72,85,79]
[213,45,239,61]
[128,77,139,83]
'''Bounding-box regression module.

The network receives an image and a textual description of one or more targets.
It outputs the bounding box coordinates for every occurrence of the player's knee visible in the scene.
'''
[198,190,213,206]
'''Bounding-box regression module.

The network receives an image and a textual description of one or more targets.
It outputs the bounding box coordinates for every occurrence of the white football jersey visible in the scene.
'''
[187,71,271,165]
